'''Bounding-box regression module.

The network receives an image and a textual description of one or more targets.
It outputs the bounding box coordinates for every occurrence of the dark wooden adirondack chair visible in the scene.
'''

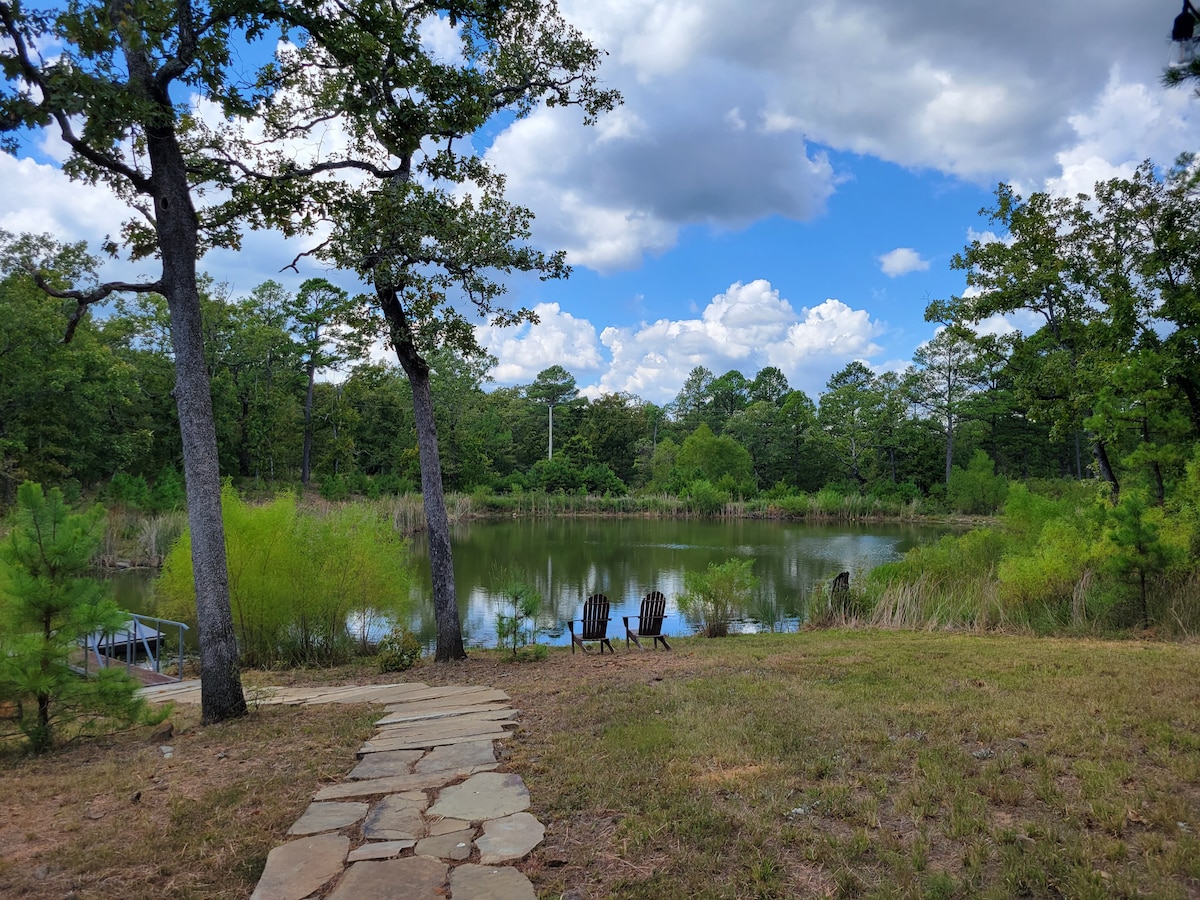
[624,591,671,650]
[569,594,614,654]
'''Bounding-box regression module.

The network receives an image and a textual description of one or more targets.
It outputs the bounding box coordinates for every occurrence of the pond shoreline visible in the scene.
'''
[96,497,988,568]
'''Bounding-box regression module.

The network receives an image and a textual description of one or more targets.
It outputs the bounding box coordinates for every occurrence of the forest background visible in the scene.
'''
[4,157,1200,639]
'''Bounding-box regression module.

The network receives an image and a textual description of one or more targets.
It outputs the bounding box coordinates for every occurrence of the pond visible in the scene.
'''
[405,517,949,648]
[110,517,951,652]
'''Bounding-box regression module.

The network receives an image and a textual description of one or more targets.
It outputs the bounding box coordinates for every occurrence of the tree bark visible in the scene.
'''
[302,362,316,485]
[944,418,955,486]
[379,288,465,661]
[125,27,246,723]
[1175,375,1200,435]
[1093,438,1120,503]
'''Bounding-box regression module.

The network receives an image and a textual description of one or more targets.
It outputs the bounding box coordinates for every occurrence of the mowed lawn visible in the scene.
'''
[497,631,1200,899]
[1,631,1197,898]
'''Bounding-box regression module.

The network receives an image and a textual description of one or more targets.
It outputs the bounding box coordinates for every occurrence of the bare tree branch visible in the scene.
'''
[29,271,163,343]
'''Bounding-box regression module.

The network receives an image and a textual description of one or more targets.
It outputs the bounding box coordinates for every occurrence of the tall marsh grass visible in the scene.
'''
[158,487,414,666]
[856,528,1010,630]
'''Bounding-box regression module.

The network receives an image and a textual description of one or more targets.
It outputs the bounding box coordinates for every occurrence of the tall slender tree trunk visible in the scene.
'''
[944,418,955,486]
[1093,438,1120,503]
[125,26,246,722]
[302,362,316,484]
[380,288,465,661]
[237,397,252,477]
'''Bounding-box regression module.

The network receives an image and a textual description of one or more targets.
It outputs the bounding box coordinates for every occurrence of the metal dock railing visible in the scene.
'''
[80,613,190,684]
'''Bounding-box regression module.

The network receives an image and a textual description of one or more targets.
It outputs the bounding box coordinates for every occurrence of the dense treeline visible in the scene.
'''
[2,159,1199,517]
[0,261,1057,509]
[4,159,1200,639]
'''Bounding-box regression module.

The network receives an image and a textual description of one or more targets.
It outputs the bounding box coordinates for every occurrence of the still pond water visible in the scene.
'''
[113,518,949,650]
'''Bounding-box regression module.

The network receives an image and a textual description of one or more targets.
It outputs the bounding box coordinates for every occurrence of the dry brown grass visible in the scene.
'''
[0,701,377,898]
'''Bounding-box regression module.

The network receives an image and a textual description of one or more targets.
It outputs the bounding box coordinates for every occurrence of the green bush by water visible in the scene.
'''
[679,557,759,637]
[157,485,415,666]
[376,627,422,673]
[857,476,1199,634]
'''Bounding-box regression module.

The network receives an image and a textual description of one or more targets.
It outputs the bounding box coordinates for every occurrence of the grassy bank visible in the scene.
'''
[503,632,1200,898]
[3,631,1197,898]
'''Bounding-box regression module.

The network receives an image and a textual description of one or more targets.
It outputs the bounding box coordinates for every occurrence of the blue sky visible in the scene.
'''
[4,0,1200,403]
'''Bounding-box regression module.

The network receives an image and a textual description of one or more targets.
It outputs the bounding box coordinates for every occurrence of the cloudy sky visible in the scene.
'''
[3,0,1199,403]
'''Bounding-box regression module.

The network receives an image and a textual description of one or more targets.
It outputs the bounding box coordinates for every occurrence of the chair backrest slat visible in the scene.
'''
[639,591,666,635]
[582,594,610,640]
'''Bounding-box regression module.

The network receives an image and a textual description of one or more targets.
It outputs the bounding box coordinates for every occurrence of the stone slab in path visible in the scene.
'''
[475,812,546,865]
[346,839,417,862]
[414,740,498,775]
[450,864,538,900]
[375,685,508,705]
[361,793,428,841]
[313,770,453,801]
[427,816,474,836]
[327,856,448,899]
[359,726,512,754]
[414,828,475,861]
[286,801,369,836]
[372,711,518,741]
[375,705,517,727]
[426,772,530,822]
[346,748,424,780]
[250,834,348,900]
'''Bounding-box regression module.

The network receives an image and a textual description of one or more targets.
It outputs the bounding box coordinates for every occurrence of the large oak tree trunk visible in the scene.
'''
[380,288,466,661]
[133,48,246,722]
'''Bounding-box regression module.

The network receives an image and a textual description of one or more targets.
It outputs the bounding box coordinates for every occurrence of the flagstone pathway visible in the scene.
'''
[139,680,543,899]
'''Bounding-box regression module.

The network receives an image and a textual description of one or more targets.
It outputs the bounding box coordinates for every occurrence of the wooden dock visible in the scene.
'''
[69,649,180,686]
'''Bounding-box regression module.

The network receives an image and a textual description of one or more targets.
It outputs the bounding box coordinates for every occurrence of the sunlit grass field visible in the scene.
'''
[505,631,1200,898]
[1,631,1197,898]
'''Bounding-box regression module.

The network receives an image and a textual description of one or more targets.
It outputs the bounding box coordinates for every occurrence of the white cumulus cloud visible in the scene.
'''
[878,247,931,277]
[478,302,604,384]
[581,279,884,402]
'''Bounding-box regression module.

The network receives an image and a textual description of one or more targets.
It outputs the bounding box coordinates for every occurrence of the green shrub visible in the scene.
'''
[995,503,1109,630]
[680,557,759,637]
[1100,492,1185,629]
[947,450,1009,514]
[763,481,798,501]
[580,463,627,496]
[376,627,422,673]
[683,478,727,516]
[814,487,845,515]
[157,487,414,667]
[319,475,350,501]
[107,472,152,510]
[530,455,583,493]
[149,467,186,513]
[494,573,544,659]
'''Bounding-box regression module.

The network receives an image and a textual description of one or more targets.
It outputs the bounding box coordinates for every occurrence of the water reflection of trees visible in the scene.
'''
[409,518,948,647]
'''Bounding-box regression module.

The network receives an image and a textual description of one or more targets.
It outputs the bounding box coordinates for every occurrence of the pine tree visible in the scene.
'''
[0,483,152,754]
